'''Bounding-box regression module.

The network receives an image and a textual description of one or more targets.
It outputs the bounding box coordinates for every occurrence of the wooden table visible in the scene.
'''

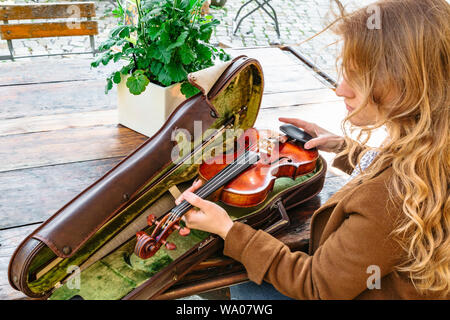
[0,47,349,300]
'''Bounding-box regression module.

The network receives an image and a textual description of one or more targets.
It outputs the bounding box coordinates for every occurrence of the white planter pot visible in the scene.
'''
[117,76,186,137]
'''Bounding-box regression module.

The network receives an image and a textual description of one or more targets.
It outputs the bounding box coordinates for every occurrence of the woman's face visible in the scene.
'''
[335,78,381,126]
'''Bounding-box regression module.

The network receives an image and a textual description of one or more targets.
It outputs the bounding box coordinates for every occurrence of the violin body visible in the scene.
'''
[135,127,318,259]
[199,128,318,207]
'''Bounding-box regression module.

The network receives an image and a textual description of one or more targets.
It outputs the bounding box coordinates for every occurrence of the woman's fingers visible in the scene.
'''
[278,117,316,136]
[175,179,203,205]
[304,137,326,149]
[182,191,212,212]
[304,135,345,152]
[189,179,203,192]
[182,208,203,228]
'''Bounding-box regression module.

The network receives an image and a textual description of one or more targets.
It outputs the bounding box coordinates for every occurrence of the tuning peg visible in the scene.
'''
[161,239,176,250]
[147,214,157,226]
[174,224,190,236]
[136,231,147,238]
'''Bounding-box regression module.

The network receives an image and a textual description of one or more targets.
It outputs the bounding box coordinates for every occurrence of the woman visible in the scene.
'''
[176,0,449,299]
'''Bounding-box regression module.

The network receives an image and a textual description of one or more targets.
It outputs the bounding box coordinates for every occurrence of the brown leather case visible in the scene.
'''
[8,55,326,300]
[124,160,326,300]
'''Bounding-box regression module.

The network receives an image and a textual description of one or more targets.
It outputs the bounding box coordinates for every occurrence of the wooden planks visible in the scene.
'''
[0,80,116,121]
[0,21,98,40]
[262,64,325,93]
[0,57,119,86]
[0,110,118,137]
[255,100,346,135]
[0,157,123,229]
[261,88,340,109]
[229,47,327,93]
[0,3,96,21]
[227,47,300,68]
[0,124,147,172]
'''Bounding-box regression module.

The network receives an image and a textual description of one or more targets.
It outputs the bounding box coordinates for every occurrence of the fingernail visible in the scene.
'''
[304,142,310,149]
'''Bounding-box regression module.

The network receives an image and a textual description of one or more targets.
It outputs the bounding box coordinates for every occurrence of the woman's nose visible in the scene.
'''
[335,79,356,99]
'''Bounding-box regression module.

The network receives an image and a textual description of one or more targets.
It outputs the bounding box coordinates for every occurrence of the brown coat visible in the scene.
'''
[223,150,447,300]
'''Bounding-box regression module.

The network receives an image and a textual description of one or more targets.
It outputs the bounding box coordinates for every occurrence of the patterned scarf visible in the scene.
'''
[348,149,379,181]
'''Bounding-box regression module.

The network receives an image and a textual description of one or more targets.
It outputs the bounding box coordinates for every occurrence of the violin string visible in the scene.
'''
[155,121,235,224]
[168,138,261,226]
[161,157,255,233]
[171,151,258,221]
[162,138,260,229]
[162,150,256,229]
[162,149,254,228]
[165,142,255,221]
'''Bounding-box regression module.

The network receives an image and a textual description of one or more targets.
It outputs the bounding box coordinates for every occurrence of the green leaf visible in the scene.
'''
[147,25,162,41]
[180,81,200,98]
[126,71,150,95]
[120,64,134,75]
[91,57,101,68]
[137,57,152,70]
[105,78,113,94]
[166,62,187,83]
[151,45,172,64]
[180,0,190,10]
[166,31,188,51]
[113,52,123,62]
[195,43,212,61]
[112,6,124,18]
[110,25,130,39]
[150,61,164,76]
[98,38,116,52]
[91,51,113,68]
[113,71,122,84]
[199,20,218,41]
[178,44,197,65]
[189,0,199,10]
[157,67,173,86]
[101,53,113,66]
[159,23,172,47]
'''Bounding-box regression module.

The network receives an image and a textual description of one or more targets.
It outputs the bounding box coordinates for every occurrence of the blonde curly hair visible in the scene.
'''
[333,0,449,296]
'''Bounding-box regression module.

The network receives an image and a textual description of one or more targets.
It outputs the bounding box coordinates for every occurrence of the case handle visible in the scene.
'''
[264,200,290,234]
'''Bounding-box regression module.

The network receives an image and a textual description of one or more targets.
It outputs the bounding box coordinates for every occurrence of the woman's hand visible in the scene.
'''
[175,180,234,240]
[279,117,345,153]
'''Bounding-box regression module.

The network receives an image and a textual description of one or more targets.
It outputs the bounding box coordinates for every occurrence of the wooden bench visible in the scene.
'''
[0,2,98,60]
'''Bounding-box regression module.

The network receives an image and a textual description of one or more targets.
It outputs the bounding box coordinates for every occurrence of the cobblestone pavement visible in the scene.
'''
[0,0,374,78]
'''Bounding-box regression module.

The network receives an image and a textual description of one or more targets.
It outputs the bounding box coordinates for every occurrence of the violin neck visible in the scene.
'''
[172,150,259,218]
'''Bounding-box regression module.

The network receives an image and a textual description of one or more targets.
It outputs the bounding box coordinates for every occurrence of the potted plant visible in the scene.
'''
[91,0,230,137]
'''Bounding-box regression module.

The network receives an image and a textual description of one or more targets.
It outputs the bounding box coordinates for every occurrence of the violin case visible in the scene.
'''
[8,55,327,300]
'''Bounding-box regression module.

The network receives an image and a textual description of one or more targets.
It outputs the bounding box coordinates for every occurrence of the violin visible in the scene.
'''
[134,125,318,259]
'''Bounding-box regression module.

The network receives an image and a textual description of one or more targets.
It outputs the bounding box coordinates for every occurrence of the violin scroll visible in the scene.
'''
[134,213,190,259]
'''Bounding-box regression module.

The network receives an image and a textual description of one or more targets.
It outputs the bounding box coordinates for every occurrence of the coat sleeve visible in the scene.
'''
[223,178,403,300]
